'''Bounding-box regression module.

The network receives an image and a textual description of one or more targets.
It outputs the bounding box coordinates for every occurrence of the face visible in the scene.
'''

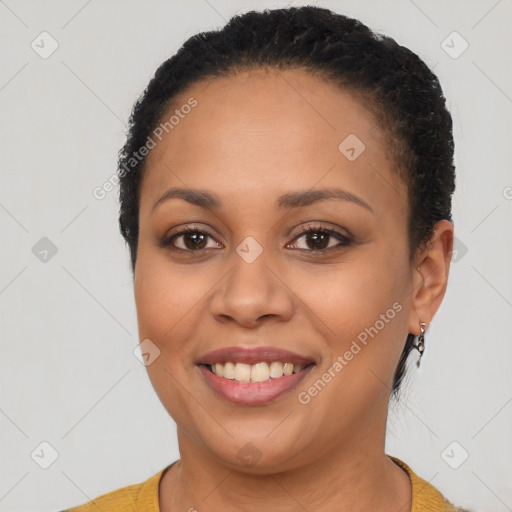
[134,68,420,472]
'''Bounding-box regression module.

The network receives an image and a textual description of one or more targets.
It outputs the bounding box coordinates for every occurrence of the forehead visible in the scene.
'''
[140,68,406,219]
[149,67,383,160]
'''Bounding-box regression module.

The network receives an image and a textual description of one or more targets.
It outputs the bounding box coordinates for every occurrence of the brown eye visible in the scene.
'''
[288,226,352,254]
[160,228,222,252]
[179,231,209,250]
[303,231,330,251]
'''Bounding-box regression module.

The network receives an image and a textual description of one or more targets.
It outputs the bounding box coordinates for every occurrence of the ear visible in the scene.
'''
[407,219,454,336]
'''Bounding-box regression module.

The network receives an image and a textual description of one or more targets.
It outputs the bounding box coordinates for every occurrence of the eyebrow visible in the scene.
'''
[151,187,374,214]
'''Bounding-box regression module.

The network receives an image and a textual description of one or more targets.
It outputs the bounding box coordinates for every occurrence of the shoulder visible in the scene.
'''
[389,456,474,512]
[443,498,479,512]
[58,480,143,512]
[58,464,173,512]
[443,498,478,512]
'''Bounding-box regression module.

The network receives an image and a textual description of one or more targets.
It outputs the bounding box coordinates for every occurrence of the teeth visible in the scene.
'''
[223,362,235,379]
[234,362,251,382]
[269,361,284,378]
[214,363,224,377]
[208,361,309,382]
[283,362,293,375]
[251,362,270,382]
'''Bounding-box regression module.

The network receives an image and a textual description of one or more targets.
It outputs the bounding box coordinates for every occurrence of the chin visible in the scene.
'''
[200,433,313,475]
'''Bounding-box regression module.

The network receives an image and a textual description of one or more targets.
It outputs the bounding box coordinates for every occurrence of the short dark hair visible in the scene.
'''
[117,6,455,399]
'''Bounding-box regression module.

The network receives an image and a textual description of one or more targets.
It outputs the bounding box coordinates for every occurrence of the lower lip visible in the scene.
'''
[198,364,315,405]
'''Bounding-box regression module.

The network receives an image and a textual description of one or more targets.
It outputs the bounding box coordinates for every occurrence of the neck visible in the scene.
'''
[159,429,411,512]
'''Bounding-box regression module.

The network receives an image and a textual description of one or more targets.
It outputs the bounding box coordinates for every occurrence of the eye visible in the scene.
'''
[159,225,222,252]
[159,223,352,255]
[287,224,352,254]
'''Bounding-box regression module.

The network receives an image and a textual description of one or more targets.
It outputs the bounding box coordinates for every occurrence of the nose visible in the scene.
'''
[209,247,294,328]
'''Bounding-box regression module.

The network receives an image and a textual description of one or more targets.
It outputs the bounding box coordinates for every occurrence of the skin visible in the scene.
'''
[133,68,453,512]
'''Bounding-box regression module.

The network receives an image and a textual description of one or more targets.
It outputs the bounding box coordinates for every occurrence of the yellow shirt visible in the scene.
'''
[60,456,470,511]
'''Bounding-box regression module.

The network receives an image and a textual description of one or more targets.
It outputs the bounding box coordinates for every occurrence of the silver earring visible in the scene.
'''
[413,321,426,368]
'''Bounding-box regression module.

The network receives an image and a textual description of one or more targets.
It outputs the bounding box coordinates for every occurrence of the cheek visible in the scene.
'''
[307,261,405,339]
[292,265,408,423]
[134,251,199,352]
[302,250,410,385]
[133,253,205,426]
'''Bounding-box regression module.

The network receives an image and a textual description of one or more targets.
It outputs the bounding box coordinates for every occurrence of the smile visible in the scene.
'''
[196,345,317,405]
[205,361,313,382]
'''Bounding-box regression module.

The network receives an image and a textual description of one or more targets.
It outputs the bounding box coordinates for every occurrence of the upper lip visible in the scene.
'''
[196,346,316,366]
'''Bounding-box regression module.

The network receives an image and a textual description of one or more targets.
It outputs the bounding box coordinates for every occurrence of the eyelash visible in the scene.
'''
[159,224,353,255]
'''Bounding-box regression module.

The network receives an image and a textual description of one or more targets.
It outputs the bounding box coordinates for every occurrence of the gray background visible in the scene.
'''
[1,0,511,510]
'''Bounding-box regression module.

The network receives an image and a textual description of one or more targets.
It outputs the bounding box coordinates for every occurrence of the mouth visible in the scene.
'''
[199,361,315,383]
[196,346,316,405]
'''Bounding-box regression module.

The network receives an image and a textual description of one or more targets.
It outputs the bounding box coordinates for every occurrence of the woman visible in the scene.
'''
[62,5,471,512]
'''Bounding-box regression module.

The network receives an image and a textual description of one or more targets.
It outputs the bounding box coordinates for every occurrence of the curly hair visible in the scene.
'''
[117,6,455,399]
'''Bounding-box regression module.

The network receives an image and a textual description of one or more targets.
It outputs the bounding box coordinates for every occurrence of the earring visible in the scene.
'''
[413,321,426,368]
